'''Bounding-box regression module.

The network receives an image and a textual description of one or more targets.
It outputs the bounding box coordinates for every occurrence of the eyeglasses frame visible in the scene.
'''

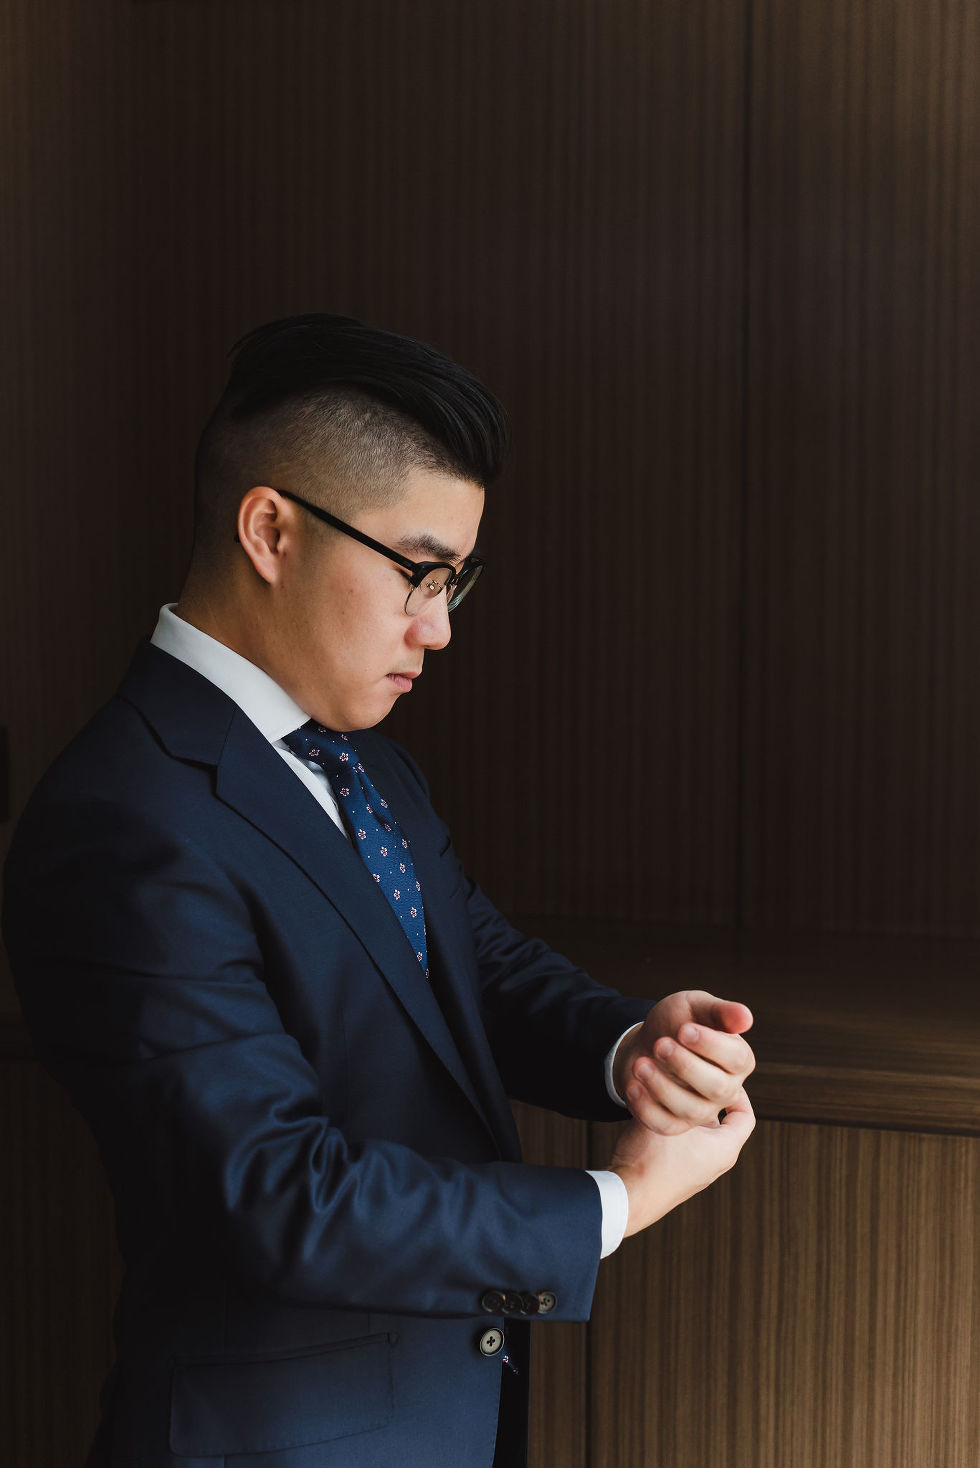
[275,488,486,614]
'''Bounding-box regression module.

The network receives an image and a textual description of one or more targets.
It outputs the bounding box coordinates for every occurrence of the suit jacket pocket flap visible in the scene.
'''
[169,1332,393,1456]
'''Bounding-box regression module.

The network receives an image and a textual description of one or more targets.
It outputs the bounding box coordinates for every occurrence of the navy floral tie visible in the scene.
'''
[283,721,428,978]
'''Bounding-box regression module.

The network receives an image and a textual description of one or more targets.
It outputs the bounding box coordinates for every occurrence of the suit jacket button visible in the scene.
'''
[536,1291,557,1314]
[480,1290,505,1314]
[519,1292,540,1314]
[478,1328,504,1357]
[501,1292,523,1315]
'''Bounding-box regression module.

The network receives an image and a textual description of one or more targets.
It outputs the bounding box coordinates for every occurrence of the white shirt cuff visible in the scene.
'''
[586,1169,630,1257]
[604,1022,643,1107]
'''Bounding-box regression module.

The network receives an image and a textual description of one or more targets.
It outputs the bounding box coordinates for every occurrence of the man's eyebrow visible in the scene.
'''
[393,532,475,564]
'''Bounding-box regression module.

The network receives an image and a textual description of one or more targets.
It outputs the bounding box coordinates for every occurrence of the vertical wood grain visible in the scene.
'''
[0,1055,121,1468]
[127,0,747,928]
[2,1,979,1465]
[0,0,140,1006]
[1,0,747,1024]
[739,0,980,933]
[513,1101,591,1468]
[588,1119,979,1468]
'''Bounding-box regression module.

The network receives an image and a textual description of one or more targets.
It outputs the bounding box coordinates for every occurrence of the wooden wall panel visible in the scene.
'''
[513,1102,591,1468]
[2,0,747,1019]
[588,1120,980,1468]
[740,0,980,932]
[443,0,748,929]
[123,0,747,927]
[0,1040,121,1468]
[2,1,978,995]
[0,0,139,1007]
[524,918,980,1134]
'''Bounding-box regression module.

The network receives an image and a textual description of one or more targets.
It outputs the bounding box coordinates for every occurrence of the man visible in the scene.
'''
[3,315,755,1467]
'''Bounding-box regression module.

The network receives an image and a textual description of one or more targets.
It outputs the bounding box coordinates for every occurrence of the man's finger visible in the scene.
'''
[719,999,754,1033]
[664,1024,756,1081]
[717,1088,757,1146]
[648,1036,752,1100]
[684,993,754,1035]
[628,1064,724,1129]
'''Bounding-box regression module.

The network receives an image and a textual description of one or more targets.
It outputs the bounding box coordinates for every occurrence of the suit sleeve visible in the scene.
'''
[464,877,652,1118]
[3,792,604,1321]
[385,742,654,1119]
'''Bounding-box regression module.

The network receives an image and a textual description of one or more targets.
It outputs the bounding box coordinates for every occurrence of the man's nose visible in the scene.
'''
[409,592,452,650]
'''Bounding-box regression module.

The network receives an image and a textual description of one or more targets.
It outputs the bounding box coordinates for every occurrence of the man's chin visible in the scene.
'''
[350,689,402,733]
[305,681,402,734]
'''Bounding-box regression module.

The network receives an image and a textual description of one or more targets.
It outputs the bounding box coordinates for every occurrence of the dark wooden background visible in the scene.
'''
[1,0,978,1463]
[3,0,977,965]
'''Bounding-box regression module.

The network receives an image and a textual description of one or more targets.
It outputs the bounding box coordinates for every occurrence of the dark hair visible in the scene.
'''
[191,314,509,564]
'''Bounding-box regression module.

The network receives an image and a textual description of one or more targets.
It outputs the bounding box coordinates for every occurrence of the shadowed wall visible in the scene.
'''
[3,0,977,1004]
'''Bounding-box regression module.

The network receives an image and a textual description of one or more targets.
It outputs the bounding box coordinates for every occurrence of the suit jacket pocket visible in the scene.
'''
[169,1332,393,1456]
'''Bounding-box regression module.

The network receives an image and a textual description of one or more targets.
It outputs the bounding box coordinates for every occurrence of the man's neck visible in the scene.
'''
[175,581,254,663]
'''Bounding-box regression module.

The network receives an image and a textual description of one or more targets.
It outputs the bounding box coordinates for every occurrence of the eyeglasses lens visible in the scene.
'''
[404,563,483,616]
[447,563,482,611]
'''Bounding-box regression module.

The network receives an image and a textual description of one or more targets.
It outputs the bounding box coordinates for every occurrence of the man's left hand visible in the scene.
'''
[613,991,756,1135]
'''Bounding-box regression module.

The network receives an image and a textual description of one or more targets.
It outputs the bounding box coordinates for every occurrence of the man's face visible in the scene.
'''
[269,467,485,731]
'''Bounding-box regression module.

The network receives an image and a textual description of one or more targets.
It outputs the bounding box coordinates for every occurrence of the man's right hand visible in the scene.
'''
[608,1088,756,1237]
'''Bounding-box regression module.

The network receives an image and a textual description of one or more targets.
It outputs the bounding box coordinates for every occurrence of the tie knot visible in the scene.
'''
[283,721,360,773]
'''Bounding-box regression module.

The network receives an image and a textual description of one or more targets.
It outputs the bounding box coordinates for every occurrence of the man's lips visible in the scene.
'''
[386,671,421,692]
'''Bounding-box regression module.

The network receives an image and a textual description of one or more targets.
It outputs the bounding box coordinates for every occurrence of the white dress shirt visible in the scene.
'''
[150,603,632,1257]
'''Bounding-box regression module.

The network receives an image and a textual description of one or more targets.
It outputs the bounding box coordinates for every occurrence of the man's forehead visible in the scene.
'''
[381,471,484,563]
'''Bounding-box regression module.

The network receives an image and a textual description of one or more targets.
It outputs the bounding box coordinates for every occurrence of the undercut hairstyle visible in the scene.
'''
[191,313,510,568]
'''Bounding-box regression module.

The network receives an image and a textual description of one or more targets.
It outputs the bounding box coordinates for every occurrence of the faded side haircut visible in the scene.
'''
[192,313,510,565]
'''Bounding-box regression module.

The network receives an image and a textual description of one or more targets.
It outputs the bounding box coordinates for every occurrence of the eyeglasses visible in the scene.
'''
[276,488,485,616]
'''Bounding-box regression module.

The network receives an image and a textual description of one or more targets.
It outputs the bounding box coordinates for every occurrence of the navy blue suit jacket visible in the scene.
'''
[3,642,651,1467]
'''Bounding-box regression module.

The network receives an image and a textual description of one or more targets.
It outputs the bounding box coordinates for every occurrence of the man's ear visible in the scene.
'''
[236,486,292,585]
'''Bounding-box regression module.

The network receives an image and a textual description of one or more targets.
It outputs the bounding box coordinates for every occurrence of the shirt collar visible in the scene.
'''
[150,603,309,744]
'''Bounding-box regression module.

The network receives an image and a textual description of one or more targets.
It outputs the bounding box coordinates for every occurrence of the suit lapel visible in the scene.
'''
[359,735,523,1158]
[118,643,499,1145]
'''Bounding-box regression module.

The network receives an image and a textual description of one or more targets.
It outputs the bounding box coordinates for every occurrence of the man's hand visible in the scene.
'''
[613,990,755,1135]
[608,1087,756,1236]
